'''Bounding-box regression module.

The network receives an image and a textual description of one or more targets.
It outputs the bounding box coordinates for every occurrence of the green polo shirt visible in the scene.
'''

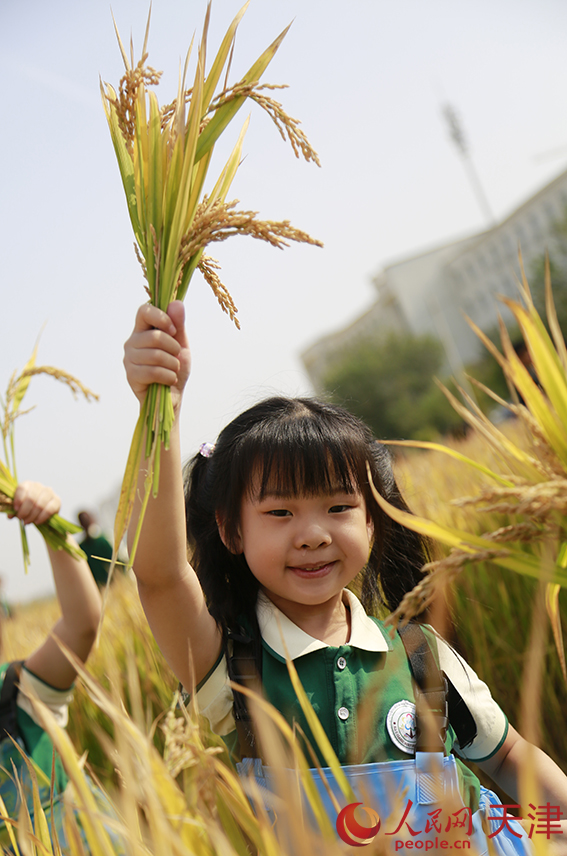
[80,533,113,586]
[194,590,508,811]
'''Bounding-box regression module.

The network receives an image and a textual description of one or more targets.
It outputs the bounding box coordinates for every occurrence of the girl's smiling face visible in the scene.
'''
[233,484,374,616]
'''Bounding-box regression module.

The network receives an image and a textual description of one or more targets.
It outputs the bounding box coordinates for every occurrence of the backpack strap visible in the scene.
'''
[226,629,263,759]
[446,677,477,750]
[398,623,449,753]
[0,661,24,743]
[398,624,477,752]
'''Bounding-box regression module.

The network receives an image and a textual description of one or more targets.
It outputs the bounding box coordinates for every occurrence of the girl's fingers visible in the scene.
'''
[129,328,182,358]
[126,362,180,390]
[134,303,177,337]
[128,344,181,371]
[13,482,61,526]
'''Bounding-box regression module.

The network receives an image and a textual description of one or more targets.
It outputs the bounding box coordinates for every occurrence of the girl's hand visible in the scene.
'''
[12,482,61,526]
[124,301,191,413]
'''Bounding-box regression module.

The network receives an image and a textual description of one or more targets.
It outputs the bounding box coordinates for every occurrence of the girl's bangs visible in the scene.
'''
[241,419,368,499]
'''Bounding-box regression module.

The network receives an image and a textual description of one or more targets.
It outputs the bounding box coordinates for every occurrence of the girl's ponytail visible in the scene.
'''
[184,450,260,633]
[361,442,431,616]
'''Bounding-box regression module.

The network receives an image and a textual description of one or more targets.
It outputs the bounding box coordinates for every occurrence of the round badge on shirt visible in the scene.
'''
[386,700,417,754]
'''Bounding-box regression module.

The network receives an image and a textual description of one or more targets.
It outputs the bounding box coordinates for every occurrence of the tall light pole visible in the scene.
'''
[442,102,495,226]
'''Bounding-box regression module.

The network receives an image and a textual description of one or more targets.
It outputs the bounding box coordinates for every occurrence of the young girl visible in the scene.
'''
[5,482,124,853]
[125,302,567,853]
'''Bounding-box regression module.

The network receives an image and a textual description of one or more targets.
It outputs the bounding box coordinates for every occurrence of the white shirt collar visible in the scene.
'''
[257,589,391,661]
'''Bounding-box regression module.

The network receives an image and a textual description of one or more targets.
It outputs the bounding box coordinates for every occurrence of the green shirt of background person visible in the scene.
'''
[77,510,113,586]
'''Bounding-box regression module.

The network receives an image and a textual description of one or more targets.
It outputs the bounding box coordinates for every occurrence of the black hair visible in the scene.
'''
[183,397,430,633]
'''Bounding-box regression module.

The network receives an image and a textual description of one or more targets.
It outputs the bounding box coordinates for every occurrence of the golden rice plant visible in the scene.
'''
[2,648,368,856]
[0,579,363,854]
[0,577,351,852]
[0,579,499,855]
[0,339,98,571]
[1,636,488,855]
[369,258,567,675]
[102,4,322,568]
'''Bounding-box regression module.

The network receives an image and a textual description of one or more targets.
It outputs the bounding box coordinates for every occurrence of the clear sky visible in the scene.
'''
[1,0,567,603]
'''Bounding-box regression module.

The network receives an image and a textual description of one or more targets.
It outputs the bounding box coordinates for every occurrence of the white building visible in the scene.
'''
[302,167,567,391]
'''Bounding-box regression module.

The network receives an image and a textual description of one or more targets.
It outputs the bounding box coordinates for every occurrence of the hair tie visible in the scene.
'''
[199,442,215,458]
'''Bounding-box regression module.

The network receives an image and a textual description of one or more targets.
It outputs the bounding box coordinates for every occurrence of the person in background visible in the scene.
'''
[77,509,114,586]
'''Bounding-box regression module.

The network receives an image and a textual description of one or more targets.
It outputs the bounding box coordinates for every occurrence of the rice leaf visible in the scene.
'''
[436,379,543,478]
[501,344,567,463]
[112,404,147,563]
[385,439,515,487]
[147,91,164,277]
[503,296,567,437]
[0,459,16,495]
[195,23,292,163]
[19,522,30,574]
[161,58,204,300]
[100,84,143,246]
[201,3,249,109]
[0,792,20,854]
[544,253,567,374]
[209,115,250,205]
[25,759,52,852]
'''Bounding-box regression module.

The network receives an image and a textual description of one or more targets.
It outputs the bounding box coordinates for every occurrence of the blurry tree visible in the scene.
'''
[322,332,463,440]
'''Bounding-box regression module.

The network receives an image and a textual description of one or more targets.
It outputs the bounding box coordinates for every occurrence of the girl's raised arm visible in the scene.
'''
[12,482,101,689]
[123,302,222,689]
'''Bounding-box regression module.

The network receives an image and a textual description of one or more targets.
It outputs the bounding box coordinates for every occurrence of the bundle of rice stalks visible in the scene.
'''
[1,340,98,571]
[102,4,322,566]
[370,260,567,672]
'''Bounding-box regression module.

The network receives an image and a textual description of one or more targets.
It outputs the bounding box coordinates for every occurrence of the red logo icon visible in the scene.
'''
[336,802,381,846]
